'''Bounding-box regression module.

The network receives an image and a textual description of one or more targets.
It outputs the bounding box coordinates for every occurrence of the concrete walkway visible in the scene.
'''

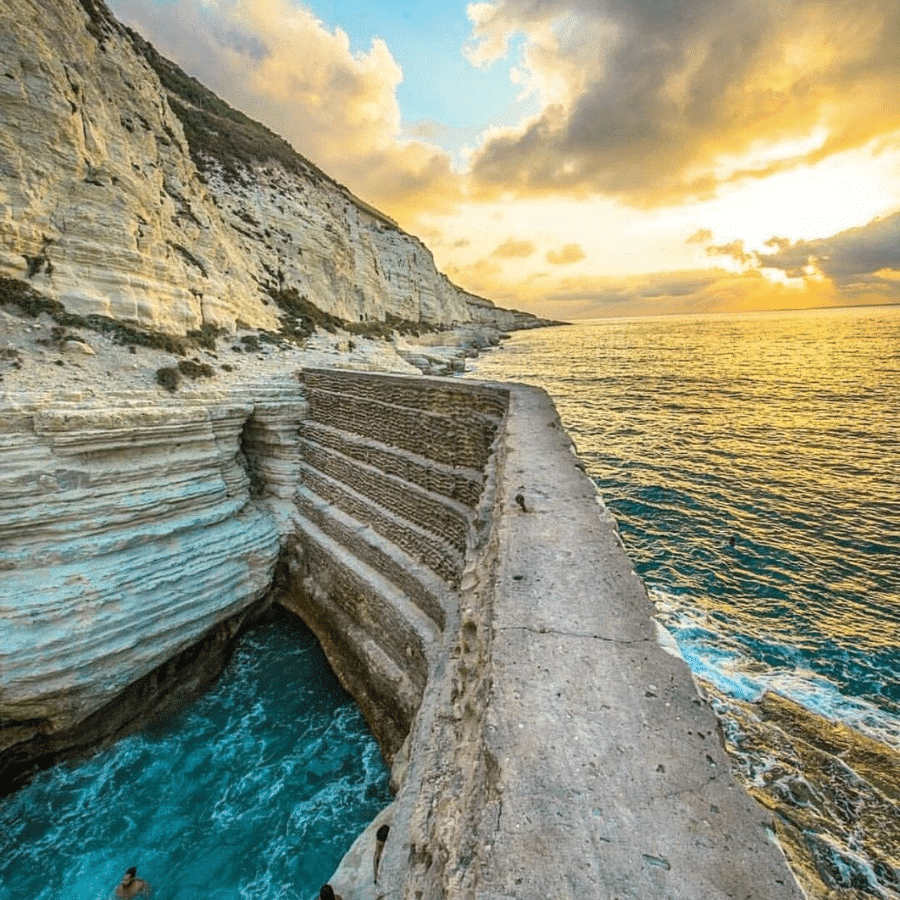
[473,385,803,898]
[331,382,804,900]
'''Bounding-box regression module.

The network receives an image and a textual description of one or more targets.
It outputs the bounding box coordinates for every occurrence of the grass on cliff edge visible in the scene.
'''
[0,277,219,356]
[1,276,437,365]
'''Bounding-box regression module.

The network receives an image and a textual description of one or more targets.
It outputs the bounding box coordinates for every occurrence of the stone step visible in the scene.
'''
[302,385,502,470]
[299,420,485,508]
[298,435,471,554]
[296,485,450,630]
[298,468,464,586]
[301,368,510,421]
[289,510,440,695]
[298,464,464,585]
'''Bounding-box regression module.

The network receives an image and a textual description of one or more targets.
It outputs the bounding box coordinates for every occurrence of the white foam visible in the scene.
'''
[648,586,900,750]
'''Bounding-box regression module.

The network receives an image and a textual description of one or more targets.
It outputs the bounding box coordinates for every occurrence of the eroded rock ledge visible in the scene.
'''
[0,371,803,899]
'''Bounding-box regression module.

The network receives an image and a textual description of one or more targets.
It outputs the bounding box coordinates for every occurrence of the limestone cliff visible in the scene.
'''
[0,0,550,771]
[0,0,538,338]
[0,382,301,771]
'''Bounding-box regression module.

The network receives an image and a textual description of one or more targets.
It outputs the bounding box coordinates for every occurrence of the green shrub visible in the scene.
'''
[156,367,180,392]
[177,359,215,379]
[186,323,222,350]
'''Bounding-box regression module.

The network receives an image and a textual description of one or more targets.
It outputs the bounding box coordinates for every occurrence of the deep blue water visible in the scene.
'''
[0,609,391,900]
[469,305,900,744]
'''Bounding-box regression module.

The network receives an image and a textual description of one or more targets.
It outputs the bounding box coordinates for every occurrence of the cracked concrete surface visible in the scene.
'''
[471,385,804,898]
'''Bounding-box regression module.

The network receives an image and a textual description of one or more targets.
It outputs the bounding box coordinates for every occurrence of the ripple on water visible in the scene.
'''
[468,307,900,898]
[0,608,392,900]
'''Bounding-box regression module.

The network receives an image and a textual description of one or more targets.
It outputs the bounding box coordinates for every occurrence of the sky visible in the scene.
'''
[106,0,900,320]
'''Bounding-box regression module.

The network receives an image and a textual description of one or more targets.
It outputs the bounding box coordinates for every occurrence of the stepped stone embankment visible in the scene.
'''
[316,376,804,900]
[1,369,803,899]
[279,369,509,760]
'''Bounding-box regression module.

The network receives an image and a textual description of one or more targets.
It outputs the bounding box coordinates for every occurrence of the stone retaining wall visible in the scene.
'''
[279,368,509,759]
[304,375,805,900]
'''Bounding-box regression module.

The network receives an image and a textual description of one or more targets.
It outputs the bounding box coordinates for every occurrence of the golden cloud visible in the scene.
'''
[450,244,900,321]
[108,0,462,227]
[706,240,755,266]
[758,210,900,292]
[492,238,537,258]
[687,228,713,245]
[466,0,900,207]
[546,243,586,264]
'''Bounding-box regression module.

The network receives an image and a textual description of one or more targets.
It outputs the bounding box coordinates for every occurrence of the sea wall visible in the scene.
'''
[313,378,805,900]
[0,371,803,898]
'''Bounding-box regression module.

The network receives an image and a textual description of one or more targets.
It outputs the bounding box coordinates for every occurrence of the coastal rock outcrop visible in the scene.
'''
[0,0,538,339]
[0,381,304,773]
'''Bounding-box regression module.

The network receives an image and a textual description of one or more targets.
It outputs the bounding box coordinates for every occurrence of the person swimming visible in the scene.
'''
[114,867,151,898]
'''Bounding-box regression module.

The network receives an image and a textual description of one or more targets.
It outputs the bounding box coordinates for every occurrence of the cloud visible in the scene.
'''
[448,208,900,319]
[687,228,713,245]
[758,210,900,293]
[466,0,900,206]
[706,239,755,265]
[546,242,585,264]
[108,0,461,225]
[449,260,835,320]
[492,238,536,258]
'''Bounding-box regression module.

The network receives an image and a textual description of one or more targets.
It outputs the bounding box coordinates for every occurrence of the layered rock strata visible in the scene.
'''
[0,379,305,785]
[0,0,539,338]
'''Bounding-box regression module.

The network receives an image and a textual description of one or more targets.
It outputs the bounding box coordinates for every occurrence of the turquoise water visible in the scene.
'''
[0,608,391,900]
[468,304,900,896]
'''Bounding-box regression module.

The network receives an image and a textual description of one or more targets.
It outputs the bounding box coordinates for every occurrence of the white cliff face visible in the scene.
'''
[0,382,305,749]
[207,166,472,327]
[0,0,515,337]
[0,0,261,334]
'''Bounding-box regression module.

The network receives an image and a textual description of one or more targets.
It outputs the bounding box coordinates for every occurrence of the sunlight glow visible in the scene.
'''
[696,140,900,252]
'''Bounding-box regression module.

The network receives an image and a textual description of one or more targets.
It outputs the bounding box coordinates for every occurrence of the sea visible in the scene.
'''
[0,609,392,900]
[2,304,898,900]
[466,304,900,899]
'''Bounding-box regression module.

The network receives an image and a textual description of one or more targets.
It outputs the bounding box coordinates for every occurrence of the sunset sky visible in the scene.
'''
[106,0,900,320]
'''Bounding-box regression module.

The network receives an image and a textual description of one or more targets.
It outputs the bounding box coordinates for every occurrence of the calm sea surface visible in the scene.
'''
[0,609,391,900]
[468,304,900,897]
